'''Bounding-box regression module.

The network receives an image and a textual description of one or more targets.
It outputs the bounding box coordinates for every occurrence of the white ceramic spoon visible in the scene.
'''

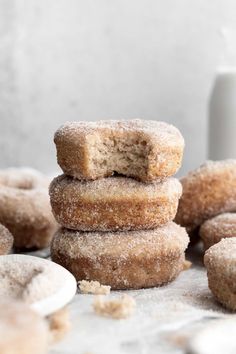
[0,254,77,316]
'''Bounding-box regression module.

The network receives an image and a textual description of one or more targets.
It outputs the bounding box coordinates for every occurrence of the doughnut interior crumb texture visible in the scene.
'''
[0,257,66,303]
[54,119,185,182]
[93,295,136,319]
[48,307,71,343]
[49,175,182,231]
[175,159,236,232]
[79,280,111,295]
[0,301,48,354]
[0,223,13,255]
[204,238,236,311]
[200,213,236,249]
[51,223,189,290]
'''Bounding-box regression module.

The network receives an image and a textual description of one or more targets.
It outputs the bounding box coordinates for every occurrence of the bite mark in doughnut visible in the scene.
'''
[51,222,189,290]
[50,175,182,231]
[54,119,184,182]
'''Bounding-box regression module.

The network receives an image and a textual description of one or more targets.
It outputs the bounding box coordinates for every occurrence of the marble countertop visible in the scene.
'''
[48,248,232,354]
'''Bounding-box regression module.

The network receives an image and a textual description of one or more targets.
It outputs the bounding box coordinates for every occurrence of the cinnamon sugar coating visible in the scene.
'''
[0,168,58,250]
[51,222,189,290]
[50,175,182,231]
[54,119,184,182]
[204,238,236,311]
[200,213,236,249]
[0,301,48,354]
[175,160,236,237]
[0,223,13,255]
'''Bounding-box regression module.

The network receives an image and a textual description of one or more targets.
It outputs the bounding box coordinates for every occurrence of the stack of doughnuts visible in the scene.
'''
[50,119,189,289]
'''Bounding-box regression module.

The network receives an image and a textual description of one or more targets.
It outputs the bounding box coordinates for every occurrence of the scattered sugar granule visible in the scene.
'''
[79,280,111,295]
[182,260,192,270]
[93,294,136,319]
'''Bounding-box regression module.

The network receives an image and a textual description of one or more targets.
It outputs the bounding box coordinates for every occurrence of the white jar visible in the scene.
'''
[209,68,236,160]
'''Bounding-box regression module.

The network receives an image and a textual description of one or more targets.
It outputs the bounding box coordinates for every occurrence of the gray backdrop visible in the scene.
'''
[1,0,236,176]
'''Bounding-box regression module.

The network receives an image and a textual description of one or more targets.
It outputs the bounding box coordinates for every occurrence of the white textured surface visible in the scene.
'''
[1,1,236,175]
[49,251,232,354]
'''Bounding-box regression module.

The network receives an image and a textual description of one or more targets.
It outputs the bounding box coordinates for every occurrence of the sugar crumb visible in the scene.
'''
[93,294,136,319]
[79,280,111,295]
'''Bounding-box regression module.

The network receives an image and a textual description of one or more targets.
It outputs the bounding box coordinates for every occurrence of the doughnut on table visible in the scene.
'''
[27,247,233,354]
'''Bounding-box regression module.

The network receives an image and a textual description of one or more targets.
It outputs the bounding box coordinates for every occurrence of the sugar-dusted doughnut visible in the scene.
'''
[204,238,236,310]
[0,223,13,255]
[54,119,184,182]
[50,175,182,231]
[51,222,189,290]
[0,168,57,250]
[0,301,48,354]
[175,160,236,236]
[0,167,49,189]
[200,213,236,249]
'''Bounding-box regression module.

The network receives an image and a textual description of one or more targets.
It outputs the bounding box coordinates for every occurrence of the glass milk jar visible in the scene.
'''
[209,68,236,160]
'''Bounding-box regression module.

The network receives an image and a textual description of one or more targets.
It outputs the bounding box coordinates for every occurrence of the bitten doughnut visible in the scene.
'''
[0,168,57,249]
[51,222,189,290]
[175,160,236,236]
[200,213,236,249]
[50,175,182,231]
[54,119,184,182]
[0,223,13,255]
[204,238,236,311]
[0,301,48,354]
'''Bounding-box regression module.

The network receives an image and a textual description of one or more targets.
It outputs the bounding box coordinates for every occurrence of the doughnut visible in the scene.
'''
[49,175,182,231]
[0,168,57,250]
[175,160,236,236]
[0,223,13,255]
[200,213,236,249]
[0,167,49,189]
[204,238,236,311]
[54,119,184,182]
[51,222,189,290]
[0,301,48,354]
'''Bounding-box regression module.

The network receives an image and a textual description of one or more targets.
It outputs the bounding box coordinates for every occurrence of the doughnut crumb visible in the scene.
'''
[79,280,111,295]
[93,295,136,319]
[182,260,192,270]
[48,307,71,343]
